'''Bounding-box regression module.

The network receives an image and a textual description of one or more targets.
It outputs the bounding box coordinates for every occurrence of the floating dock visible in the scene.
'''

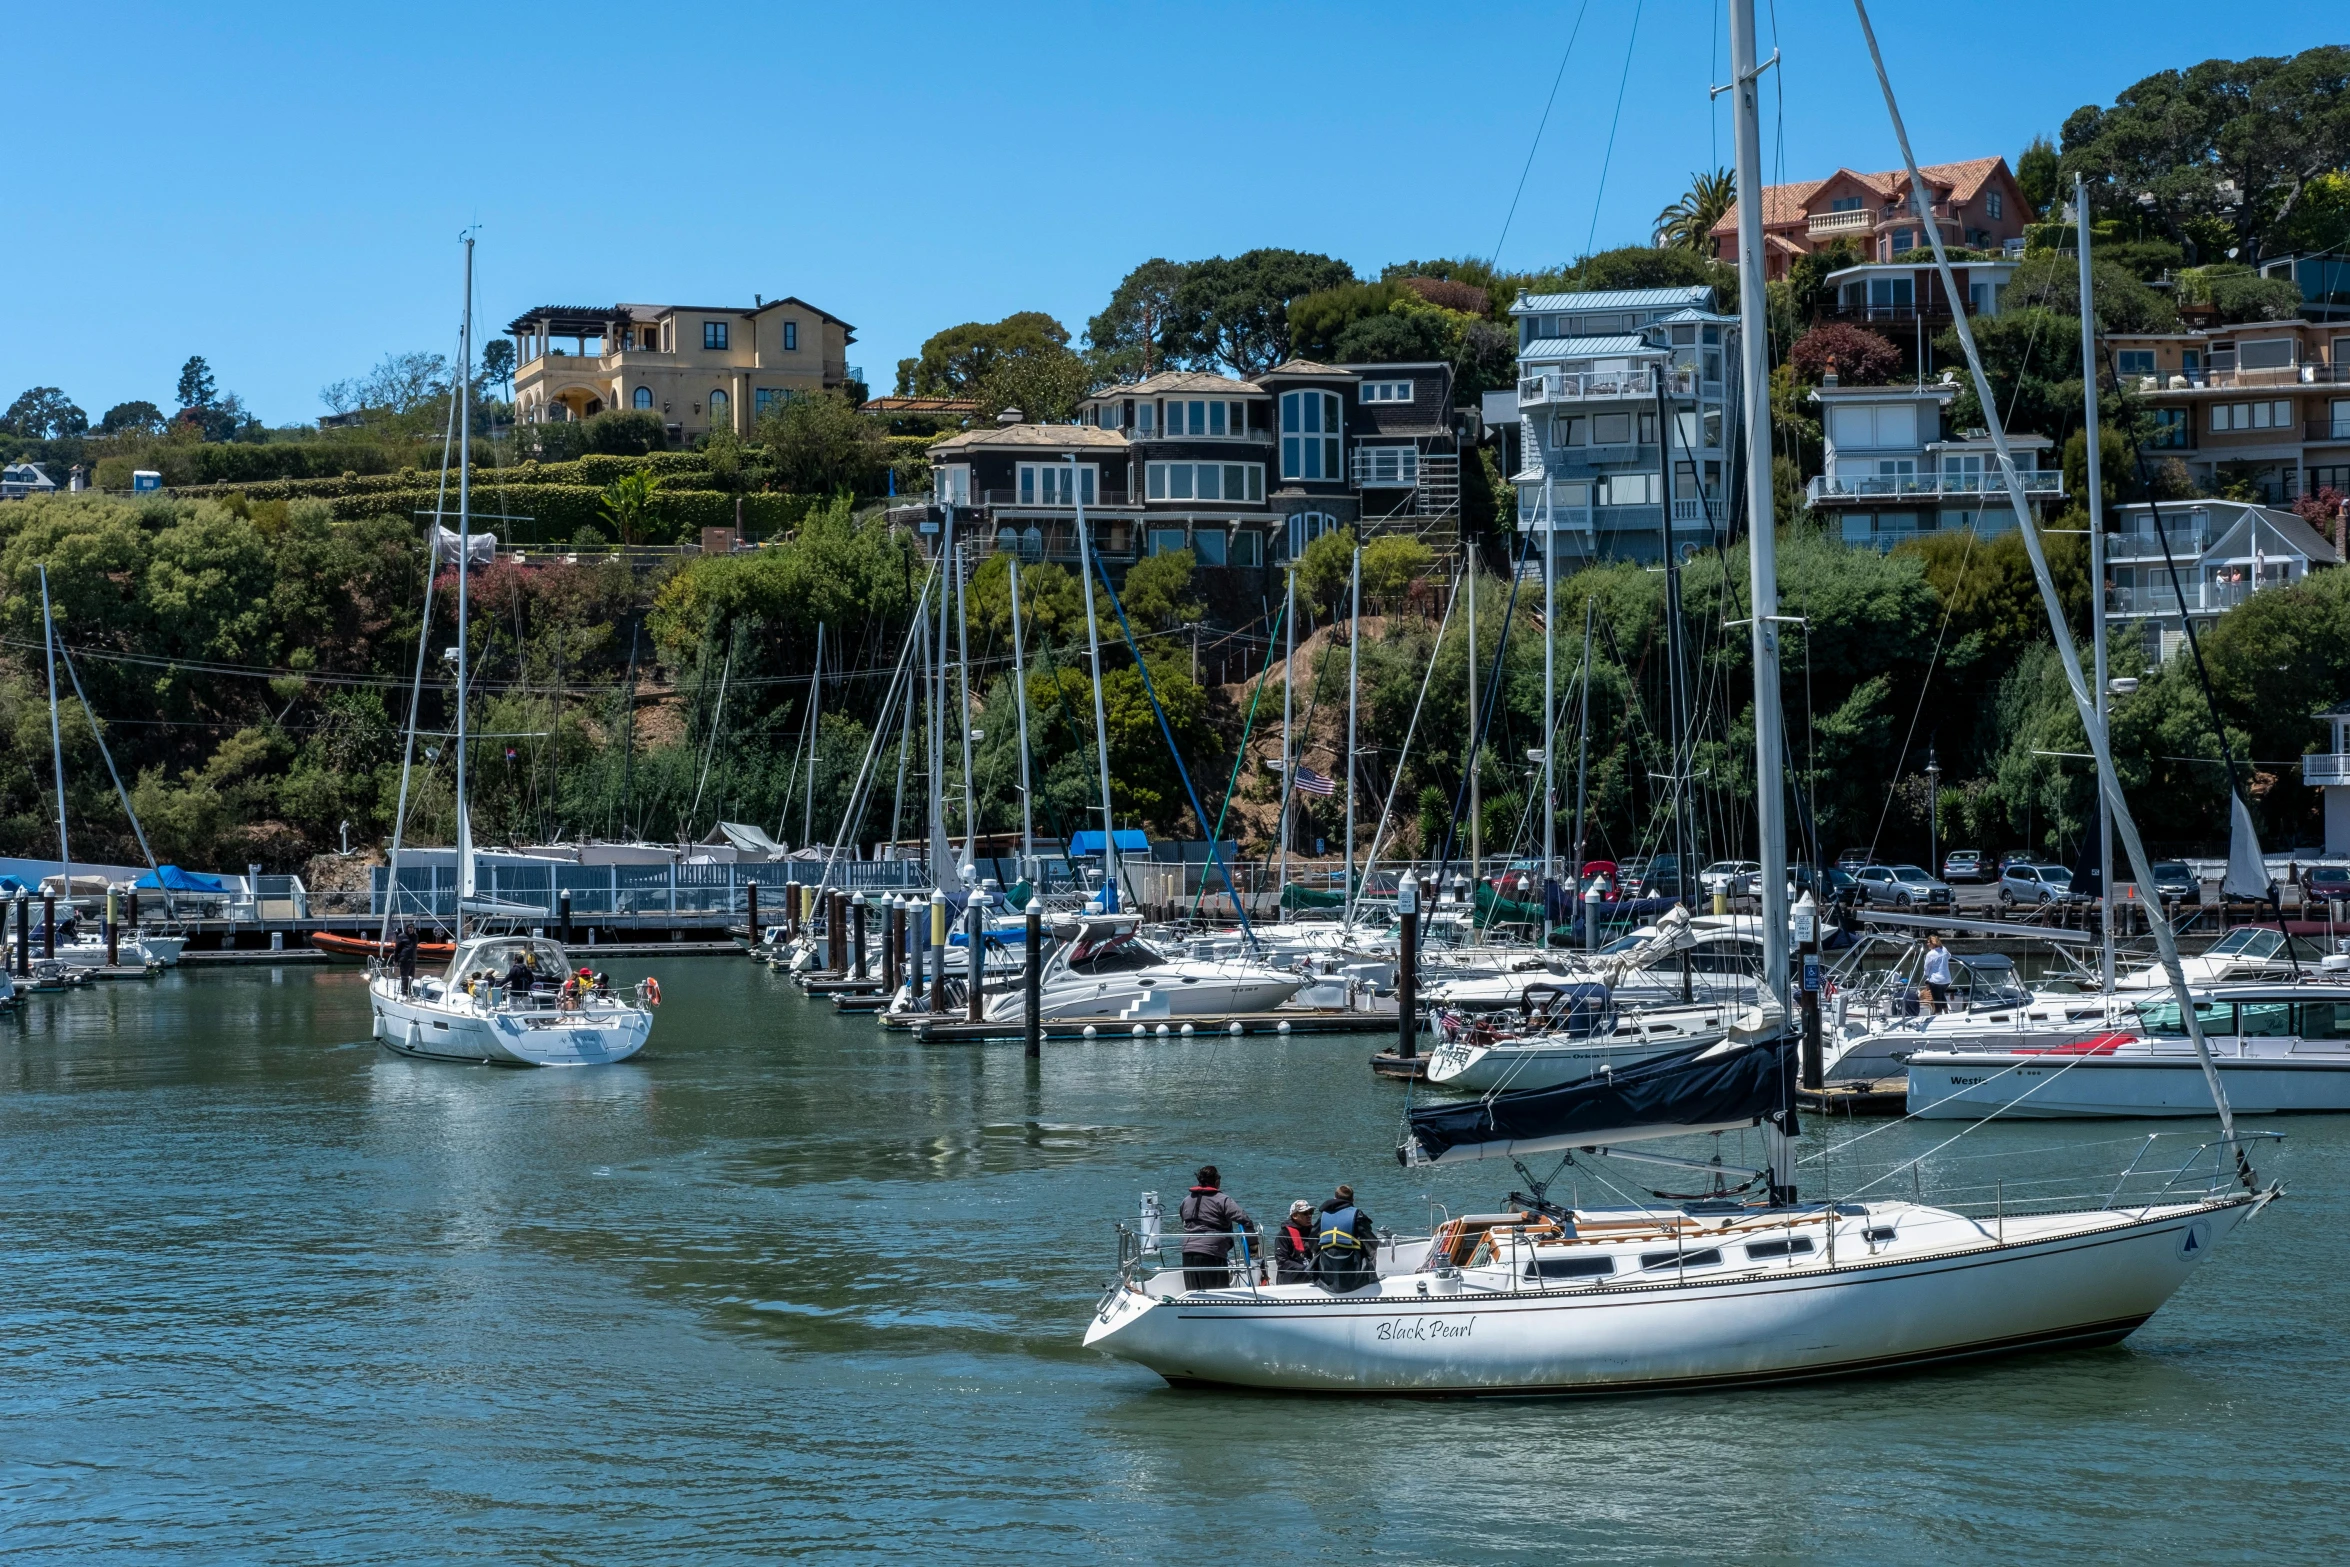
[1798,1077,1908,1116]
[912,1011,1396,1045]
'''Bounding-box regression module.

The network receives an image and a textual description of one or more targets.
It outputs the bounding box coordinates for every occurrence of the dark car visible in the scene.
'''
[2306,864,2350,902]
[1791,862,1860,907]
[2142,860,2199,904]
[1631,854,1684,900]
[1941,849,1985,883]
[1835,847,1874,870]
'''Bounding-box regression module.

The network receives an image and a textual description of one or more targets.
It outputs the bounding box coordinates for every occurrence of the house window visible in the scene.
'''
[754,388,790,417]
[704,321,728,350]
[1892,230,1916,252]
[1284,511,1340,558]
[783,321,798,351]
[1193,529,1228,566]
[1356,446,1419,486]
[1017,463,1097,505]
[1987,191,2004,221]
[934,465,970,505]
[708,389,729,425]
[633,387,653,409]
[2239,338,2295,371]
[2212,402,2293,431]
[1229,529,1261,566]
[2148,408,2189,449]
[1590,412,1633,445]
[1136,402,1155,436]
[2117,351,2156,377]
[1831,195,1864,213]
[1280,391,1343,480]
[1148,528,1189,555]
[1145,462,1262,503]
[1161,399,1245,437]
[1597,473,1658,506]
[1360,380,1412,403]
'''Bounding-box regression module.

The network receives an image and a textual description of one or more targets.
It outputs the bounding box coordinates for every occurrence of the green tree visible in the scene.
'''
[175,356,217,411]
[1653,167,1735,252]
[969,343,1095,425]
[965,552,1084,644]
[1533,245,1739,315]
[1295,525,1356,614]
[2002,253,2182,333]
[1931,310,2084,441]
[2172,264,2305,322]
[98,400,165,435]
[1360,535,1433,604]
[477,338,515,394]
[1786,323,1902,385]
[1168,249,1357,374]
[1333,309,1455,365]
[597,466,664,546]
[910,312,1070,396]
[2015,134,2062,219]
[757,391,886,494]
[1117,548,1202,630]
[2062,46,2350,264]
[2,387,87,438]
[1287,281,1406,361]
[1085,258,1194,381]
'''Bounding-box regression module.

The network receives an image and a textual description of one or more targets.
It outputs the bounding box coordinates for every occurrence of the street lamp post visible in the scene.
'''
[1925,746,1942,875]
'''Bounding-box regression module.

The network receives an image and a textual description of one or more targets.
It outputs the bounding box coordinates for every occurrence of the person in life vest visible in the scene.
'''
[1177,1165,1262,1291]
[1275,1200,1318,1284]
[1314,1184,1378,1293]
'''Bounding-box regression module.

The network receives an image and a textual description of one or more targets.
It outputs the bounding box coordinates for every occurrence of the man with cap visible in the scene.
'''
[1177,1165,1261,1291]
[1274,1200,1318,1284]
[1314,1184,1379,1293]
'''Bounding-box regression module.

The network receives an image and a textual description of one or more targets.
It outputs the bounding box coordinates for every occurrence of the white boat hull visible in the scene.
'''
[985,968,1305,1023]
[369,978,650,1067]
[1909,1050,2350,1116]
[1424,1014,1729,1092]
[1085,1196,2262,1394]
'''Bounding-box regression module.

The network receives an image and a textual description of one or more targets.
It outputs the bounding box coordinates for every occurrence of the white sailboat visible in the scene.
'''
[1080,3,2274,1395]
[367,236,654,1067]
[982,910,1304,1024]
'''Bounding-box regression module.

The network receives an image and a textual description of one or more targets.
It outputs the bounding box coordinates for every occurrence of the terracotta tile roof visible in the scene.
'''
[1710,157,2010,237]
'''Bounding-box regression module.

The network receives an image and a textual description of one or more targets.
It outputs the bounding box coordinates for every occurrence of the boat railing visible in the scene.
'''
[1812,1130,2280,1222]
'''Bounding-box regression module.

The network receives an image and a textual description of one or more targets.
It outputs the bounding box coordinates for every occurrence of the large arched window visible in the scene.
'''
[1279,390,1343,480]
[708,389,730,426]
[633,387,653,409]
[1283,510,1339,560]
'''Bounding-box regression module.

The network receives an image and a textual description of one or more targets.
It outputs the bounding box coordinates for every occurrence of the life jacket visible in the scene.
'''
[1283,1222,1310,1258]
[1317,1205,1363,1255]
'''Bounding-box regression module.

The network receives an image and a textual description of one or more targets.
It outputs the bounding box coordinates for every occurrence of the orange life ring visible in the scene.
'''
[640,976,661,1006]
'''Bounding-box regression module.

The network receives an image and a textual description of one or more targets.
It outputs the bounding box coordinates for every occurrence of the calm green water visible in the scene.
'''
[2,959,2343,1563]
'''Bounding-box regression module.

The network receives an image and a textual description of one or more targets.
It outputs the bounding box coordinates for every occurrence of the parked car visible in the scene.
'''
[1631,855,1684,900]
[1941,849,1985,883]
[1854,863,1953,908]
[2000,863,2084,907]
[1996,851,2042,876]
[1790,862,1860,908]
[1699,860,1760,897]
[2305,864,2350,904]
[2142,860,2199,904]
[1835,847,1874,870]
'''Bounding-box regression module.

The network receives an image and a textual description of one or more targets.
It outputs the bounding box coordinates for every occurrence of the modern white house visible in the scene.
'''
[2313,702,2350,855]
[2105,499,2340,662]
[1508,285,1741,565]
[1804,372,2063,547]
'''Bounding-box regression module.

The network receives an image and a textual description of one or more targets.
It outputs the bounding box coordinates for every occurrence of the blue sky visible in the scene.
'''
[8,2,2338,426]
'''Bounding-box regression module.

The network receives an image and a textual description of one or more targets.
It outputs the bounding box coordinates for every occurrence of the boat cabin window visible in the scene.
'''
[446,936,570,984]
[1524,1254,1616,1281]
[1064,933,1163,974]
[2135,1000,2238,1037]
[1744,1236,1815,1261]
[2208,928,2283,959]
[2297,1002,2350,1039]
[1640,1248,1722,1270]
[2237,1001,2295,1037]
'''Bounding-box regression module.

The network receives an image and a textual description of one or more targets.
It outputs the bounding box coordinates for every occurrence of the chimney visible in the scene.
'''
[996,406,1024,426]
[1822,357,1839,389]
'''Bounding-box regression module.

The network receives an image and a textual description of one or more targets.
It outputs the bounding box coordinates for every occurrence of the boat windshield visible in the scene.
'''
[2209,928,2282,958]
[1065,933,1164,974]
[445,936,572,986]
[2134,999,2237,1036]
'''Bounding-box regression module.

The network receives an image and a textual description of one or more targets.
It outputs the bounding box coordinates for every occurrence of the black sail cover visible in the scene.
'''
[1401,1035,1800,1166]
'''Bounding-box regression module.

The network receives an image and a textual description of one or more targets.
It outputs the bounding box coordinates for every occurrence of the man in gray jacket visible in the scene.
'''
[1178,1165,1262,1290]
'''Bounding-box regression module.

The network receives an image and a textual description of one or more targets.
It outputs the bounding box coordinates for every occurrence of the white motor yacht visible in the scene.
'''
[2112,926,2310,989]
[981,912,1304,1023]
[370,934,654,1066]
[1421,984,1764,1093]
[1908,981,2350,1117]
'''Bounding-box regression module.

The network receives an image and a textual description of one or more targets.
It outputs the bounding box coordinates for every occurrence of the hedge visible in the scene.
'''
[322,485,821,545]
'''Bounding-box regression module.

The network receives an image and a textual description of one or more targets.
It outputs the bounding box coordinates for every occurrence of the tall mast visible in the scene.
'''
[39,566,70,892]
[2078,172,2115,995]
[1729,0,1790,1008]
[930,506,953,883]
[1075,465,1118,909]
[455,233,473,938]
[1008,553,1035,875]
[1542,475,1556,948]
[1656,379,1694,893]
[805,622,823,850]
[1574,600,1593,883]
[1344,541,1361,908]
[956,542,978,872]
[1465,564,1480,915]
[1277,562,1295,908]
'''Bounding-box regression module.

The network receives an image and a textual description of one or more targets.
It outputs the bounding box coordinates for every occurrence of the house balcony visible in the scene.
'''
[1517,366,1696,408]
[970,487,1142,511]
[1519,499,1712,534]
[2134,364,2349,394]
[1806,209,1876,237]
[1806,471,2065,505]
[2105,580,2263,618]
[2308,418,2350,443]
[2305,752,2350,787]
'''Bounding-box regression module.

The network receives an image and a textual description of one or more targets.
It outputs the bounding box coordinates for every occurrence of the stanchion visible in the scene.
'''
[745,881,760,946]
[559,889,574,945]
[784,879,800,943]
[1396,872,1420,1061]
[886,897,903,992]
[852,893,867,980]
[929,891,948,1015]
[105,888,119,967]
[42,894,56,960]
[1024,898,1043,1059]
[1796,892,1823,1091]
[14,892,27,975]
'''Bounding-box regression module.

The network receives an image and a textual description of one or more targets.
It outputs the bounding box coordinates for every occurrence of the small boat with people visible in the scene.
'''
[369,933,655,1066]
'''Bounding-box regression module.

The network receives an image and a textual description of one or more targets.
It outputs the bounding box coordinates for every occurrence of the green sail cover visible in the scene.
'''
[1279,884,1348,910]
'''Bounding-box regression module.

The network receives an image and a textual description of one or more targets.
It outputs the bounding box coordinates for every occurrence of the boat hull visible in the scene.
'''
[369,980,650,1067]
[1084,1197,2260,1395]
[1909,1053,2350,1117]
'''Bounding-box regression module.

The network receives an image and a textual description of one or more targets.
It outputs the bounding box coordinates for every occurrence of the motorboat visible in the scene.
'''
[1907,981,2350,1117]
[1818,946,2116,1083]
[1421,981,1767,1093]
[2112,926,2312,990]
[369,933,654,1066]
[981,912,1304,1023]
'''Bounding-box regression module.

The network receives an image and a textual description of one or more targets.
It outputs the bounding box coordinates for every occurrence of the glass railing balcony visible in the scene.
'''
[1806,471,2064,503]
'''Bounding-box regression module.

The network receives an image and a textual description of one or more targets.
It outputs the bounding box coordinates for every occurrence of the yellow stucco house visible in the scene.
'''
[507,296,858,443]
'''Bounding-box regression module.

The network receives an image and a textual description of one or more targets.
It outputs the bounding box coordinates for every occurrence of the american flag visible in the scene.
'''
[1293,765,1337,797]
